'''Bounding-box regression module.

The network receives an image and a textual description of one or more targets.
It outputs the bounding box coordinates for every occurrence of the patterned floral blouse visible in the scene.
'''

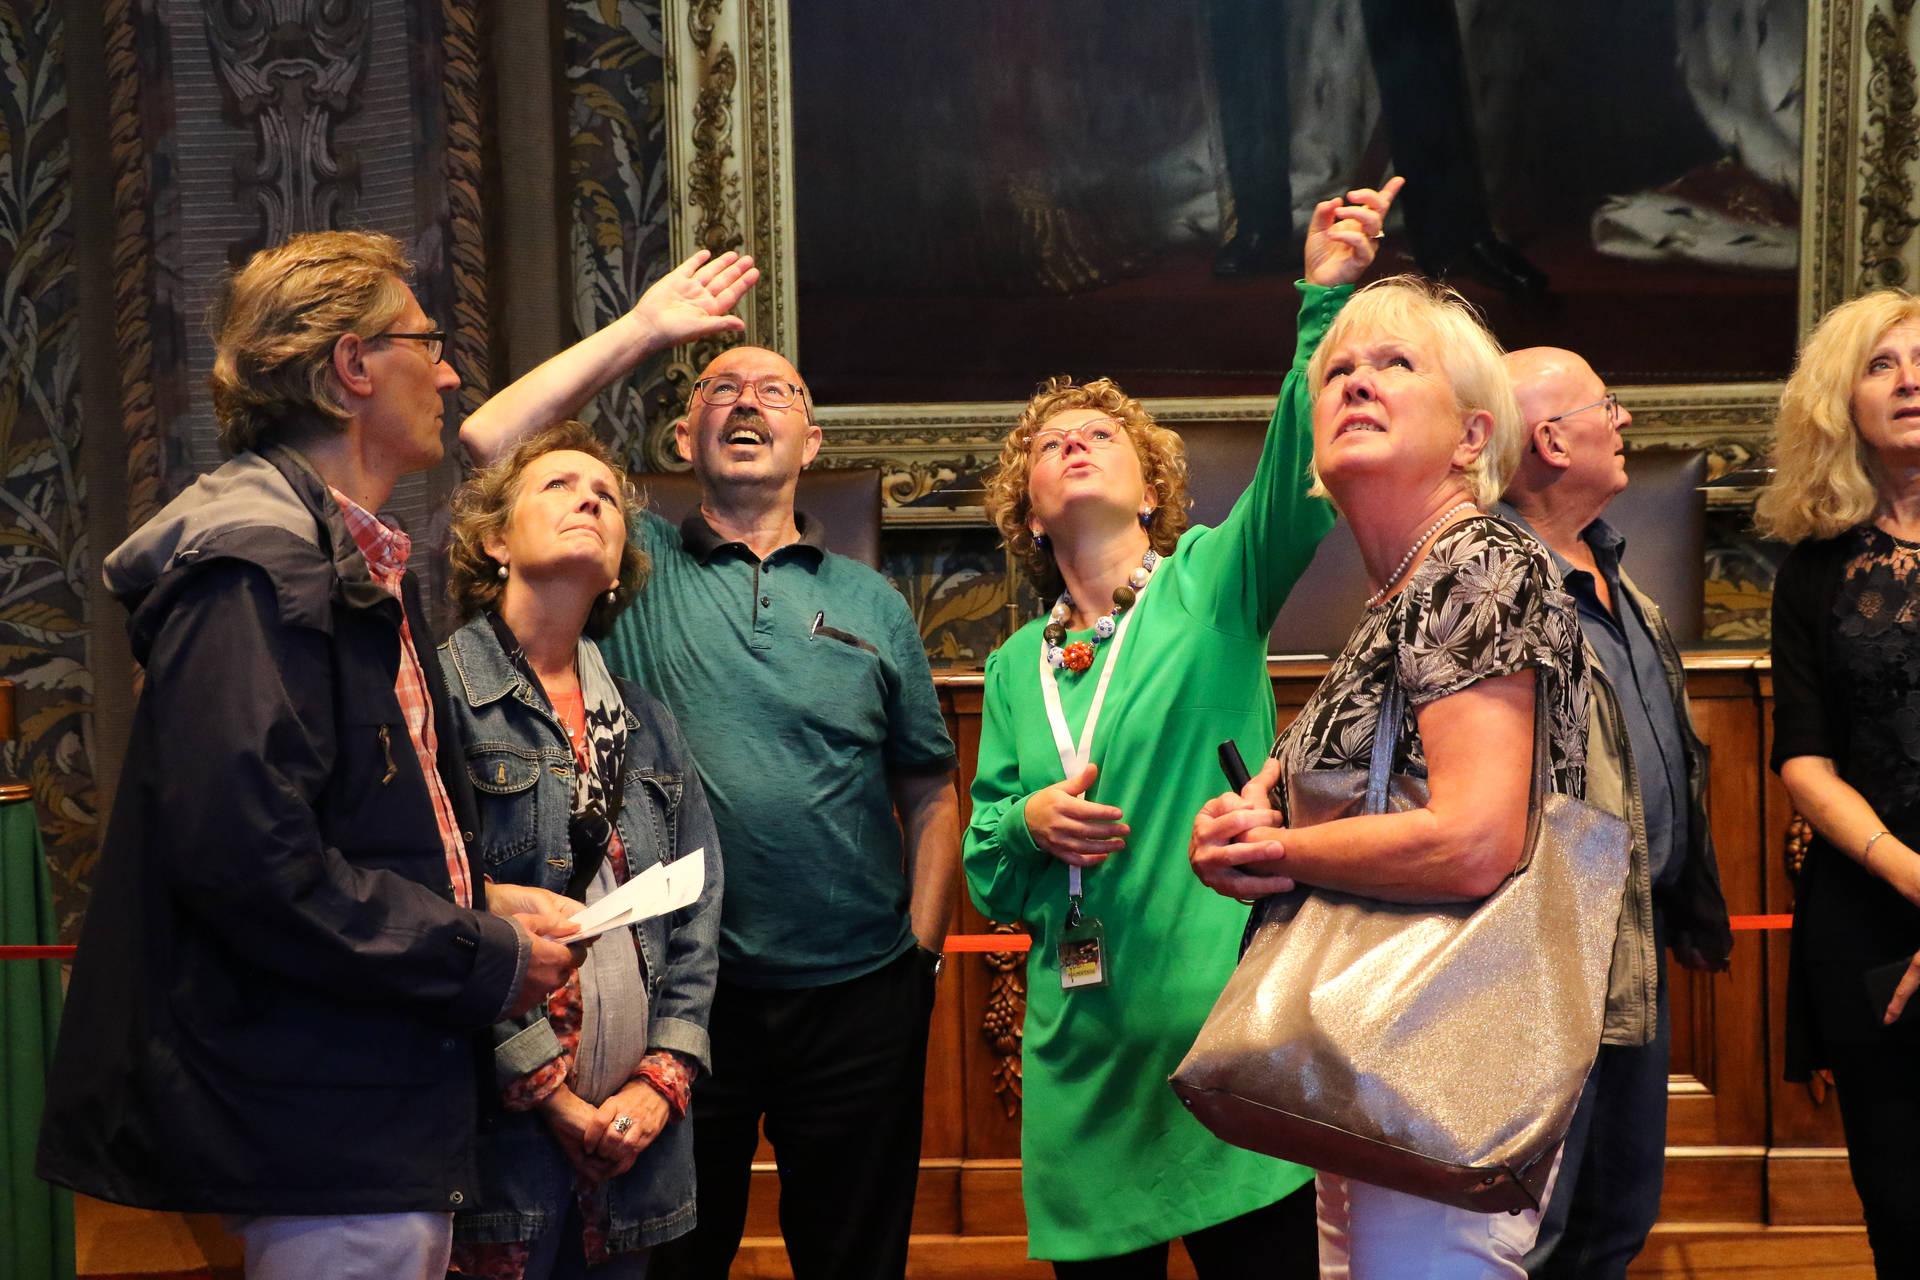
[1272,515,1590,806]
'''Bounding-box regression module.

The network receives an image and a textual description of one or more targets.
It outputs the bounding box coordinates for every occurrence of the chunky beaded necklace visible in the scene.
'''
[1043,548,1161,672]
[1364,501,1475,609]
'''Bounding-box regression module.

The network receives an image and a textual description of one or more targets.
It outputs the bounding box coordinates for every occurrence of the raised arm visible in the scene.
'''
[460,249,759,464]
[1305,175,1403,290]
[1179,178,1403,634]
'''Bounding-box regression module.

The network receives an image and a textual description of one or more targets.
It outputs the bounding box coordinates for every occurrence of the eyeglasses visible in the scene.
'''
[376,331,446,364]
[1029,419,1126,458]
[693,375,806,410]
[1542,393,1622,428]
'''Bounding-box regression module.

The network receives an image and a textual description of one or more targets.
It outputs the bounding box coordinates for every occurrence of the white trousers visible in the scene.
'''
[224,1210,453,1280]
[1316,1149,1563,1280]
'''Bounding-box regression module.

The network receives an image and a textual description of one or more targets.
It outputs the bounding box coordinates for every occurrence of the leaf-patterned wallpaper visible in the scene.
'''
[557,0,1040,661]
[565,0,672,468]
[0,0,97,930]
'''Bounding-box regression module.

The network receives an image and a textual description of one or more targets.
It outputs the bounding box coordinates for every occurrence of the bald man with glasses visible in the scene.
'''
[1497,347,1732,1279]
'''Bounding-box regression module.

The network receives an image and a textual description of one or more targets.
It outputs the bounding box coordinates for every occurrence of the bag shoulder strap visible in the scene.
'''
[1364,661,1555,824]
[1363,677,1405,813]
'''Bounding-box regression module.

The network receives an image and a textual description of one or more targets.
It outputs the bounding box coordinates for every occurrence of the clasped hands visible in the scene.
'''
[538,1080,670,1184]
[487,883,673,1181]
[1189,755,1297,900]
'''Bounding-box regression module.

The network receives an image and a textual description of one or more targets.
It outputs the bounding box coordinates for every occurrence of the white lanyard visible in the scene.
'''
[1038,572,1154,898]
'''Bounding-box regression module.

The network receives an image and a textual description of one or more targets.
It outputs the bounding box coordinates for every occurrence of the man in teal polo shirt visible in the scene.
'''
[465,334,961,1280]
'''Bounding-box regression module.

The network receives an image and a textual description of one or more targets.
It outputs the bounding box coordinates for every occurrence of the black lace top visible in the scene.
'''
[1770,523,1920,1074]
[1833,525,1920,826]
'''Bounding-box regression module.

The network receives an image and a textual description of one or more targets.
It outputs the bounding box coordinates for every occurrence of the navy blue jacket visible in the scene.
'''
[36,446,525,1214]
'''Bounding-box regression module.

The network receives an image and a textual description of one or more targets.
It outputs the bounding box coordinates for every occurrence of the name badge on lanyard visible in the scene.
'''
[1057,887,1108,989]
[1039,574,1153,993]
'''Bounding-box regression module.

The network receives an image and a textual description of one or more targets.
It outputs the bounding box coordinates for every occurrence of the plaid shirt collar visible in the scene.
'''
[328,486,413,585]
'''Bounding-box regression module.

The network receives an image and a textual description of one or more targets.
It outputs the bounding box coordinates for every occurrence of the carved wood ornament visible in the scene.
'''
[205,0,371,256]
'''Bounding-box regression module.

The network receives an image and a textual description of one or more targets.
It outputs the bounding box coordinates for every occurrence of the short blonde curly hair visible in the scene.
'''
[985,376,1191,599]
[208,231,416,456]
[1305,275,1522,509]
[447,421,649,640]
[1755,289,1920,544]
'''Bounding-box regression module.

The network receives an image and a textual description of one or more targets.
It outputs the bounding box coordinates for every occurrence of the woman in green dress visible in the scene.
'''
[963,178,1401,1276]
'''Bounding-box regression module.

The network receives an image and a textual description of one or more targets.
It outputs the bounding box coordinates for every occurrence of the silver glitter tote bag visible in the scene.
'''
[1170,678,1628,1213]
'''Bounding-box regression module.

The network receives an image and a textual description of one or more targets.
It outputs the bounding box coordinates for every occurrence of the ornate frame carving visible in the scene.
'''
[442,0,491,417]
[102,0,164,529]
[664,0,1910,503]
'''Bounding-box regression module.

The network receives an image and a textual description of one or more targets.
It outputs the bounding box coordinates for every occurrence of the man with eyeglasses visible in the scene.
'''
[1497,348,1732,1279]
[37,230,583,1276]
[38,231,752,1278]
[463,333,961,1280]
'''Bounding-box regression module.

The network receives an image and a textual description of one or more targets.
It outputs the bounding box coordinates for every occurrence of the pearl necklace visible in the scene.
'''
[1364,501,1475,609]
[1044,548,1161,672]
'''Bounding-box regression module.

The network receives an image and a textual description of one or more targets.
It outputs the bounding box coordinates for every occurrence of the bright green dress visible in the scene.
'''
[964,282,1348,1261]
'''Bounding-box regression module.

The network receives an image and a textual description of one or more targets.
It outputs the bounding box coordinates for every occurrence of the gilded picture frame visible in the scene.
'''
[660,0,1920,514]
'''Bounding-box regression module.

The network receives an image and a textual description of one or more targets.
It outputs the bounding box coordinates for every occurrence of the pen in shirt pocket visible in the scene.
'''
[811,610,878,653]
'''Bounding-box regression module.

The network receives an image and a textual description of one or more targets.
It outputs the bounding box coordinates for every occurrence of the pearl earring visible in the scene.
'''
[496,563,508,580]
[605,589,617,604]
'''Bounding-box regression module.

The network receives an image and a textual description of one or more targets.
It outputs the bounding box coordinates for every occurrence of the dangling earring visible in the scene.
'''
[496,562,508,580]
[1139,509,1153,529]
[1032,530,1049,550]
[605,588,617,604]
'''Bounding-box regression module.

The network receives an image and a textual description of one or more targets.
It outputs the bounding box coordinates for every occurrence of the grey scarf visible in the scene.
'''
[568,639,648,1105]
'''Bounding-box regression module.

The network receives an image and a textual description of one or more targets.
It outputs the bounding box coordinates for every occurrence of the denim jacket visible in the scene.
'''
[440,614,724,1252]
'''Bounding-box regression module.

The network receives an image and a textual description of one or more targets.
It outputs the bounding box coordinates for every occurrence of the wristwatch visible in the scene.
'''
[918,945,945,981]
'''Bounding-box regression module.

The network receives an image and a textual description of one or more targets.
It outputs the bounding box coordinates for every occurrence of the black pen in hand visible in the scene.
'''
[1217,740,1252,792]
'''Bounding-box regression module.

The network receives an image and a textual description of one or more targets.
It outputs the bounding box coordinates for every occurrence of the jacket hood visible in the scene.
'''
[103,451,324,602]
[106,448,393,662]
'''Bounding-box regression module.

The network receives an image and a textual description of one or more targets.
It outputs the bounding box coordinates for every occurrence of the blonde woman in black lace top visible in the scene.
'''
[1760,290,1920,1277]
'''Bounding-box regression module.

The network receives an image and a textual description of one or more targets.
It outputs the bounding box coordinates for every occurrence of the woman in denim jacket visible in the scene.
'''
[440,421,723,1278]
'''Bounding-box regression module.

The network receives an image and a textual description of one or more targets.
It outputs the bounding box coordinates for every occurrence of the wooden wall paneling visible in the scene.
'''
[1633,1225,1873,1277]
[1758,675,1865,1226]
[1657,666,1770,1223]
[740,659,1813,1261]
[1655,1148,1769,1227]
[945,682,1029,1239]
[913,689,971,1234]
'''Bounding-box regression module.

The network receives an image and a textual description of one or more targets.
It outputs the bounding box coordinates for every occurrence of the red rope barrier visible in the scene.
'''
[1728,914,1794,931]
[945,915,1800,952]
[942,934,1032,952]
[1,920,1800,964]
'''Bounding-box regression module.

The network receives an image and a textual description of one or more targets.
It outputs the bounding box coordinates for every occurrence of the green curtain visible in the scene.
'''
[2,798,75,1280]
